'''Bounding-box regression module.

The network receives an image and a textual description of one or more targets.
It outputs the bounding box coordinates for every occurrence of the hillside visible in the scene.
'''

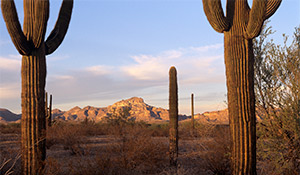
[1,97,231,123]
[53,97,189,123]
[0,108,21,123]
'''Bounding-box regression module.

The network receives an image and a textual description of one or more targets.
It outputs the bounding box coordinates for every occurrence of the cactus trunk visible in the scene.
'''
[224,30,256,174]
[21,45,47,174]
[202,0,281,174]
[169,66,178,167]
[1,0,73,174]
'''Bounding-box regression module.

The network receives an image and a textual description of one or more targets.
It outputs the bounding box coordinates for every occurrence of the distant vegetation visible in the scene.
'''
[1,119,231,175]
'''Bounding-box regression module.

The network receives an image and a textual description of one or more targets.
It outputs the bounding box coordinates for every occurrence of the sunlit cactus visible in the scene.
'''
[169,66,178,167]
[202,0,281,174]
[1,0,73,174]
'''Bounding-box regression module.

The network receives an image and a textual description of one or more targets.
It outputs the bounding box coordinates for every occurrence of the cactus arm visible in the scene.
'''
[1,0,33,55]
[33,0,49,48]
[202,0,229,33]
[45,0,73,55]
[245,0,267,39]
[264,0,282,20]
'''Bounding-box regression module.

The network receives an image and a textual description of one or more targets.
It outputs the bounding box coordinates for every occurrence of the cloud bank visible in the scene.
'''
[0,44,227,114]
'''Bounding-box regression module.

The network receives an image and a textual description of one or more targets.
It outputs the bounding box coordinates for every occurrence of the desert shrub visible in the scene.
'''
[194,122,218,138]
[0,148,21,175]
[254,24,300,174]
[43,157,62,175]
[178,121,195,138]
[148,123,169,137]
[46,123,86,155]
[107,124,168,174]
[0,123,21,134]
[200,126,231,175]
[43,123,168,175]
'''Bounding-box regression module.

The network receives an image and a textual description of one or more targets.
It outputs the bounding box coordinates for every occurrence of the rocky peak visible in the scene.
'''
[68,106,81,113]
[111,97,144,107]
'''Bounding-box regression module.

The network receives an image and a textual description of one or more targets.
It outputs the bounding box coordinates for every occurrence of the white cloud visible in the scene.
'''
[1,44,227,114]
[0,83,20,99]
[50,75,75,81]
[84,65,113,76]
[0,56,21,71]
[121,44,224,83]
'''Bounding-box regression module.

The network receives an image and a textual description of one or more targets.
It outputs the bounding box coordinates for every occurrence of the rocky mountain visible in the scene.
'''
[1,97,233,124]
[0,108,21,123]
[53,97,189,123]
[195,109,228,124]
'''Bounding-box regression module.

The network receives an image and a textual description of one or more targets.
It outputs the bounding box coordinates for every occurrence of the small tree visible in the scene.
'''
[254,24,300,174]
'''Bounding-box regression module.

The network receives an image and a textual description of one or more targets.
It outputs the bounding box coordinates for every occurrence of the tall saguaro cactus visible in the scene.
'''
[169,66,178,167]
[1,0,73,174]
[202,0,281,174]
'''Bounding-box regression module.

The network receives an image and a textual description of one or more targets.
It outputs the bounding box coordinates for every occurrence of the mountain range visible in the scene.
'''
[0,97,229,124]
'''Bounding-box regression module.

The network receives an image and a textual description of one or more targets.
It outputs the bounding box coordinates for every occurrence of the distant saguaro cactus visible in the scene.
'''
[45,92,52,127]
[45,92,48,119]
[1,0,73,174]
[191,93,194,131]
[48,94,52,127]
[202,0,281,174]
[169,66,178,167]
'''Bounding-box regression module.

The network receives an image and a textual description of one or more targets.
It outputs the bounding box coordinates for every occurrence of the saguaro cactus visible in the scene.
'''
[191,93,194,131]
[169,66,178,167]
[1,0,73,174]
[202,0,281,174]
[48,94,52,127]
[45,92,48,119]
[45,92,52,127]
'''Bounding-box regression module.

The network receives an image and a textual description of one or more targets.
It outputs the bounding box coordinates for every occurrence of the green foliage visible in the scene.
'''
[105,106,132,126]
[255,23,300,174]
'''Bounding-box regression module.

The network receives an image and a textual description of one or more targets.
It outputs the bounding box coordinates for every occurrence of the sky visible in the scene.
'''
[0,0,299,115]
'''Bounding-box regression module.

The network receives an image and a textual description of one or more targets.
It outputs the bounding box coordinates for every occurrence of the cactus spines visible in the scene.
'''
[169,66,178,167]
[202,0,281,174]
[1,0,73,174]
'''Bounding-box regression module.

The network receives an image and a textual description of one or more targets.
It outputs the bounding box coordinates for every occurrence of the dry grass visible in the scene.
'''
[0,121,234,175]
[0,123,21,134]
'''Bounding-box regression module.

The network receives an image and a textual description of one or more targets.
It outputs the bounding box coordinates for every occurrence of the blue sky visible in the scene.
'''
[0,0,299,115]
